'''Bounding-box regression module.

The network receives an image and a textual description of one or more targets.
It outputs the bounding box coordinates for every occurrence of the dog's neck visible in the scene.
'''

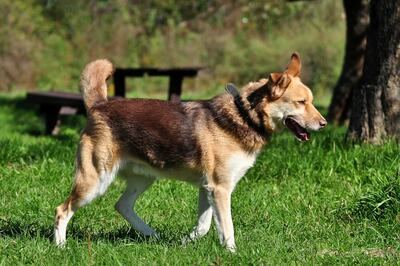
[209,87,272,153]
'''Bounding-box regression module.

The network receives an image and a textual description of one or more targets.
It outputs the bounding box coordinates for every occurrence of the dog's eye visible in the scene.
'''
[297,100,306,105]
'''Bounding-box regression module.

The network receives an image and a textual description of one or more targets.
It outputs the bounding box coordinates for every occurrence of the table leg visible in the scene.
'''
[114,72,126,97]
[168,75,184,102]
[40,105,61,135]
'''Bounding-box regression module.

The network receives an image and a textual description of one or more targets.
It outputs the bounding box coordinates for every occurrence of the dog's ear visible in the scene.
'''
[285,52,301,77]
[247,73,290,106]
[267,72,291,100]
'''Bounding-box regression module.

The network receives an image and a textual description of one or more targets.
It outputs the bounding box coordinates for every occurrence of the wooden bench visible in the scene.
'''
[27,67,202,135]
[113,67,202,102]
[26,91,86,135]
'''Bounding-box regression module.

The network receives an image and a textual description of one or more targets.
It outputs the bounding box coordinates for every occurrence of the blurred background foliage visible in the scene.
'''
[0,0,345,101]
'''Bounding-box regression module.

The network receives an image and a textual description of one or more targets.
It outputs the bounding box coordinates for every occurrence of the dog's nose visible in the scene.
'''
[319,119,327,128]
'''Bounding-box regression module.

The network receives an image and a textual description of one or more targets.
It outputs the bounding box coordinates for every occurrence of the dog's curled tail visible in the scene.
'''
[80,59,114,110]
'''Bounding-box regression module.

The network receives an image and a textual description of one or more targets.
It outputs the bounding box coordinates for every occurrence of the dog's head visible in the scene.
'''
[248,53,327,141]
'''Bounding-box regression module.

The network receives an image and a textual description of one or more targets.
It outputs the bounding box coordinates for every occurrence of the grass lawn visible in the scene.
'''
[0,94,399,265]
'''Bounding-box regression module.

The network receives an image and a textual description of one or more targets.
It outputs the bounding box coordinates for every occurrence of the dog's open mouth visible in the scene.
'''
[284,117,310,141]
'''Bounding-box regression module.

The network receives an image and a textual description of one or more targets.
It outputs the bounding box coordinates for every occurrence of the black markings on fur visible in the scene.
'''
[225,83,241,100]
[246,82,269,109]
[225,83,268,139]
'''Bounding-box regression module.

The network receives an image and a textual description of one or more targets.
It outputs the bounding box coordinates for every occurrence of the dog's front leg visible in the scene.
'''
[183,187,213,244]
[208,184,236,252]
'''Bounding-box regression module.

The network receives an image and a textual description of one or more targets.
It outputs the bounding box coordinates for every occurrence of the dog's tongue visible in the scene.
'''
[285,117,310,142]
[299,132,309,141]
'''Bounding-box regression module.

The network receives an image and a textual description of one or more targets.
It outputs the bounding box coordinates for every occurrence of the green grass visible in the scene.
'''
[0,95,399,265]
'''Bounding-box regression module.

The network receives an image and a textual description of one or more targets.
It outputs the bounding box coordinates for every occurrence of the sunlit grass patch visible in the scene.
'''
[0,94,399,264]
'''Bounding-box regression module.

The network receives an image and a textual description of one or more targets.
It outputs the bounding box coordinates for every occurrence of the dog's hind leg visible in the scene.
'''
[182,187,213,244]
[54,169,107,246]
[54,136,119,246]
[115,175,157,237]
[54,194,76,247]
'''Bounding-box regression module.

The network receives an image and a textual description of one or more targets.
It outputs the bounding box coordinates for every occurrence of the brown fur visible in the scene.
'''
[80,59,114,109]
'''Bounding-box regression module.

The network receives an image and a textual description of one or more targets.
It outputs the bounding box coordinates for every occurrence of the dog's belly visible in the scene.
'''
[118,159,203,185]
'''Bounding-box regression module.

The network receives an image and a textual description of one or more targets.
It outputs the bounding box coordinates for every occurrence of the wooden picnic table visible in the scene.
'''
[27,67,203,134]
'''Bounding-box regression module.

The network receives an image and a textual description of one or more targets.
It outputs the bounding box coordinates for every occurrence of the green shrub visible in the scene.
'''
[1,0,344,101]
[341,175,400,222]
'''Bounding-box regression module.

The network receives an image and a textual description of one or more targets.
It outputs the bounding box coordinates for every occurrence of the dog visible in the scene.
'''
[54,52,326,252]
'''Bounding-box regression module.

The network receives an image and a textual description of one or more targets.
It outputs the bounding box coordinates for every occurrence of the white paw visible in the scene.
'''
[226,244,236,253]
[55,237,66,248]
[181,229,205,245]
[181,235,195,245]
[54,230,66,247]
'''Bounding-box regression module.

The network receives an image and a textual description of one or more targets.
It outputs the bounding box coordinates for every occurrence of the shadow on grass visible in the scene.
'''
[0,95,43,135]
[0,219,179,245]
[0,95,85,136]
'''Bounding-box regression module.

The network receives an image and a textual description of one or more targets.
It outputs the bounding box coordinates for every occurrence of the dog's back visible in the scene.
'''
[91,98,202,168]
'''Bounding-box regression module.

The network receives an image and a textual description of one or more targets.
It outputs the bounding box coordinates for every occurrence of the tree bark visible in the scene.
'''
[347,0,400,143]
[327,0,369,124]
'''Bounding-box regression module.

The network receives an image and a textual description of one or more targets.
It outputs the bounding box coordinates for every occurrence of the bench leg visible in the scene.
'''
[40,105,61,135]
[168,76,184,102]
[114,72,126,97]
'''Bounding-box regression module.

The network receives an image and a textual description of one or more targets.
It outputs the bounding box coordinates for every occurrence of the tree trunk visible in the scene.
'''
[347,0,400,143]
[327,0,369,124]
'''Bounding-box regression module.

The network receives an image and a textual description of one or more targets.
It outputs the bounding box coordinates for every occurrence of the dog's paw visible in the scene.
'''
[224,240,237,253]
[55,241,67,248]
[181,235,194,246]
[181,230,204,245]
[226,244,237,253]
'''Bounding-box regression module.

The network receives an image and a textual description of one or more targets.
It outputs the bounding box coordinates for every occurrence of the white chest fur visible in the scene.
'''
[226,152,257,189]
